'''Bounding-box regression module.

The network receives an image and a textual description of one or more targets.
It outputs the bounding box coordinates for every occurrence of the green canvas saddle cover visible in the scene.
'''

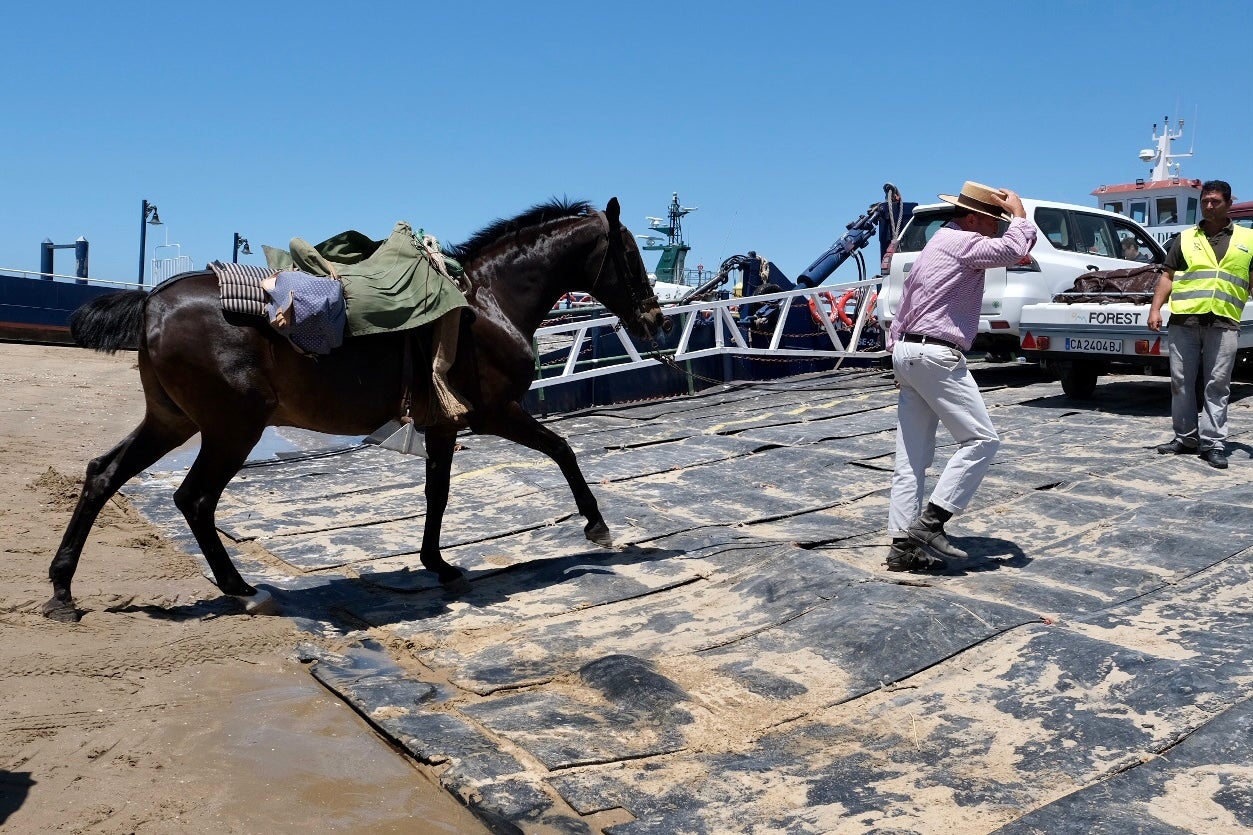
[263,221,467,337]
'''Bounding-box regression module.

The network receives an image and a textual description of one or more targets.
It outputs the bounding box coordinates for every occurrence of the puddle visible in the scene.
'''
[153,661,489,834]
[156,426,366,472]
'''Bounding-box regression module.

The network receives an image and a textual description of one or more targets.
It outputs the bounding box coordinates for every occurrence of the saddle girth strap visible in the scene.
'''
[400,330,414,423]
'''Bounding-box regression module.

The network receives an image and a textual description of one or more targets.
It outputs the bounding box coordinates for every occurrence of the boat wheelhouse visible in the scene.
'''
[1091,117,1202,244]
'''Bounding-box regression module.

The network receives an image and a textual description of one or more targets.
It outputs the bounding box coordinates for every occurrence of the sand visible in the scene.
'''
[0,342,486,834]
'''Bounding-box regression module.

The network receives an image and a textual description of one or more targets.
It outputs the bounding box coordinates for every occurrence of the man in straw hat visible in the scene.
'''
[885,181,1035,572]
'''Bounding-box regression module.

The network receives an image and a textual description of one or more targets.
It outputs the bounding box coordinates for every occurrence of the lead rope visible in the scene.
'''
[589,210,726,388]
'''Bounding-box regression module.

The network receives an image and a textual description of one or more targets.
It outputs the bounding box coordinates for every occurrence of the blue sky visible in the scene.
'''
[2,1,1249,285]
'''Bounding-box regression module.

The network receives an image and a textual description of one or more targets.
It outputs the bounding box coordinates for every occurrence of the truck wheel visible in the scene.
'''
[1059,362,1098,399]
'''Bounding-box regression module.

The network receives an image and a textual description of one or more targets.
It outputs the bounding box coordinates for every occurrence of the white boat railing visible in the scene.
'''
[0,267,145,291]
[530,276,888,391]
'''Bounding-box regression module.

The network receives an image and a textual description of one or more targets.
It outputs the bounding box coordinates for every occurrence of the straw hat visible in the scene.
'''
[938,181,1012,221]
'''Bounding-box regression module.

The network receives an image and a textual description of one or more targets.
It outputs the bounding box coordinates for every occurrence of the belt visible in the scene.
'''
[902,332,961,351]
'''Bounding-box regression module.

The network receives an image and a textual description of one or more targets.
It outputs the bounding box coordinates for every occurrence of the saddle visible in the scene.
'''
[210,219,473,427]
[263,221,469,337]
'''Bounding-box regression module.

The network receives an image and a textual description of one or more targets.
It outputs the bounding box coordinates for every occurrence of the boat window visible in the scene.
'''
[1102,201,1124,215]
[1035,207,1072,250]
[1072,212,1118,258]
[1186,197,1198,225]
[1155,197,1178,226]
[1129,201,1148,224]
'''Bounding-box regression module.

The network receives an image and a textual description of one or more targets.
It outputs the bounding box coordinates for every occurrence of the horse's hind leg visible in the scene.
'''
[43,413,196,621]
[173,426,266,600]
[483,402,611,546]
[419,426,471,593]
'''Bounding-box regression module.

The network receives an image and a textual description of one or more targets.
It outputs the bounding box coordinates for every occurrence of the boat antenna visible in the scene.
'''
[717,209,738,263]
[1146,117,1192,181]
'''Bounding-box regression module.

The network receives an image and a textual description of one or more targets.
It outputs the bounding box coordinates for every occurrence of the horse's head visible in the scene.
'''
[590,198,671,339]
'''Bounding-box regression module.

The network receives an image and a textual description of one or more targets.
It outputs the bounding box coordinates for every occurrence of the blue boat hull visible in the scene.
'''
[0,272,120,344]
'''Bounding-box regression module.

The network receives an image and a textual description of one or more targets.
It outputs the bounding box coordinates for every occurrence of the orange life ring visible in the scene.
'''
[864,292,878,320]
[835,290,858,327]
[808,291,839,325]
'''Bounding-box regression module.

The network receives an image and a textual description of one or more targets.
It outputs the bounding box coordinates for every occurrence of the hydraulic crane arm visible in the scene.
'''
[795,183,904,288]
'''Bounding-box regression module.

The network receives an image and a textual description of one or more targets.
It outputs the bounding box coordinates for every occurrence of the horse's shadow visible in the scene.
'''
[101,594,251,620]
[107,543,688,628]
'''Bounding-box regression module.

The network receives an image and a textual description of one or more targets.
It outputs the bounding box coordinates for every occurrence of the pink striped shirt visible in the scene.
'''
[887,218,1037,351]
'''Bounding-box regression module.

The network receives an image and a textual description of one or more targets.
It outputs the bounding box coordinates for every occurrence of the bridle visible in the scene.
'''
[586,210,711,380]
[589,210,659,327]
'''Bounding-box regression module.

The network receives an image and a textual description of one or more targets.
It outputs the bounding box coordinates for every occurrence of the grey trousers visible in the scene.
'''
[1167,323,1239,451]
[888,341,1000,537]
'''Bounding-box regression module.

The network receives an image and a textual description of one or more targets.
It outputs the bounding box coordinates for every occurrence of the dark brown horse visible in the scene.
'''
[43,197,667,622]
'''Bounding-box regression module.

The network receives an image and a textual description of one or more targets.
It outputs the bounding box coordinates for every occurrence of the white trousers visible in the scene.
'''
[888,341,1000,536]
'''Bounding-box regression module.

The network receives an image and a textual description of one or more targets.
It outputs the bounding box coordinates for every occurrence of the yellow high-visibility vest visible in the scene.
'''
[1170,224,1253,319]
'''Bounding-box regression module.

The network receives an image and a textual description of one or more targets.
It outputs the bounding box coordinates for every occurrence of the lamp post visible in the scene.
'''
[138,200,162,286]
[232,232,252,263]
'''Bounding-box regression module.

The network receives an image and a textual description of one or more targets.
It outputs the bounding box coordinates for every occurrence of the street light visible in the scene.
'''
[138,199,162,286]
[232,232,252,263]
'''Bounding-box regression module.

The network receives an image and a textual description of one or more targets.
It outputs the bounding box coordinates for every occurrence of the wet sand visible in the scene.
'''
[0,342,487,834]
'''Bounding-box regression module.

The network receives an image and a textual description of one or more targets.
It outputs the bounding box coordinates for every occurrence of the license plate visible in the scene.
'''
[1063,337,1123,353]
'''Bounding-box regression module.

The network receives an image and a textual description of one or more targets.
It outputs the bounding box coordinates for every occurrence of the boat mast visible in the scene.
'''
[1141,117,1192,182]
[642,192,696,284]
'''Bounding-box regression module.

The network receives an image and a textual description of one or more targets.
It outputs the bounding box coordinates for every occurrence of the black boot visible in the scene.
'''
[885,538,947,572]
[906,503,968,560]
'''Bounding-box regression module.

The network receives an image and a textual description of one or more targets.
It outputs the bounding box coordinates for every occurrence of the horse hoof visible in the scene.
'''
[230,588,280,616]
[442,574,472,595]
[585,521,613,548]
[40,598,83,623]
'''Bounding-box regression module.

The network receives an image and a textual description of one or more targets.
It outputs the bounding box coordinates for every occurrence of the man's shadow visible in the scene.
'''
[943,535,1031,575]
[0,771,34,826]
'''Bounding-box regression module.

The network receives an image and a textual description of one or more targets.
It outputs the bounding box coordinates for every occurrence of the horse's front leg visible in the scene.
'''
[421,427,471,593]
[485,402,611,547]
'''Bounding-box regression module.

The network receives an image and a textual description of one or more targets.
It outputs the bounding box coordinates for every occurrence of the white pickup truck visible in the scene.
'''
[1018,301,1253,398]
[878,198,1165,358]
[1018,203,1253,398]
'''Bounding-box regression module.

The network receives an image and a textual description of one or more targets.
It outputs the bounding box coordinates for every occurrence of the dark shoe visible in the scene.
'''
[1201,448,1228,469]
[886,540,947,573]
[1156,439,1197,455]
[906,503,968,560]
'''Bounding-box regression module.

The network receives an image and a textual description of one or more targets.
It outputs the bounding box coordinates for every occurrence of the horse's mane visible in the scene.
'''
[446,197,594,262]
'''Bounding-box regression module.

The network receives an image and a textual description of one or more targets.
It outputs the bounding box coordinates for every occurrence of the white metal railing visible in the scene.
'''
[0,267,144,291]
[530,276,888,391]
[151,256,194,284]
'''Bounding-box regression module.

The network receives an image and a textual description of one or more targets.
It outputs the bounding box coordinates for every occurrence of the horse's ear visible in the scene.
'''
[605,197,620,227]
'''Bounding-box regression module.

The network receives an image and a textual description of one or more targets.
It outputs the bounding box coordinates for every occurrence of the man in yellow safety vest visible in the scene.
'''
[1148,180,1253,469]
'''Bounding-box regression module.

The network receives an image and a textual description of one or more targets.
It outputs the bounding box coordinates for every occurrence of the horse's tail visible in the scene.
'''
[69,290,148,354]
